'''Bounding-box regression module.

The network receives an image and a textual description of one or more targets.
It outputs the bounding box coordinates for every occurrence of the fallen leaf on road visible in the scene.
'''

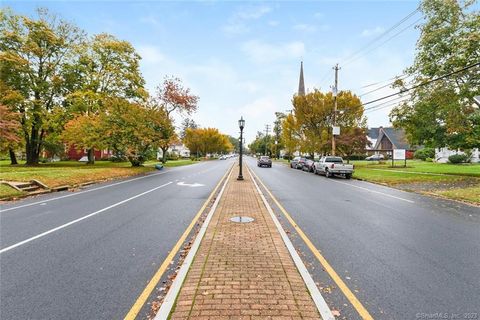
[332,309,341,317]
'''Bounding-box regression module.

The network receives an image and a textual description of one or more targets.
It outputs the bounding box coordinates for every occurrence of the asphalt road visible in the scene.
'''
[247,157,480,319]
[0,159,233,320]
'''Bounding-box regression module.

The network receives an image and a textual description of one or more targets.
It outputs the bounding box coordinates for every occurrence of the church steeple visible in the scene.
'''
[298,61,305,96]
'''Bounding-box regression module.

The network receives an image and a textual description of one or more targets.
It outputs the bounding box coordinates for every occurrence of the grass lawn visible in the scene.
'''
[350,160,480,205]
[0,184,25,199]
[0,158,197,199]
[144,159,198,167]
[0,160,155,190]
[435,186,480,204]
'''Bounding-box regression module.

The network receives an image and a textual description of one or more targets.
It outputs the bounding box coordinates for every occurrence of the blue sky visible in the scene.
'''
[4,0,421,143]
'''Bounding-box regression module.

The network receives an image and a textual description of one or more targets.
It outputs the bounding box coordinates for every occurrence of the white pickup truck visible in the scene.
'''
[313,156,354,179]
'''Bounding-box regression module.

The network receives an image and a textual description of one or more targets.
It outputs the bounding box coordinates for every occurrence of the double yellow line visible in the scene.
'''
[249,168,374,320]
[123,164,233,320]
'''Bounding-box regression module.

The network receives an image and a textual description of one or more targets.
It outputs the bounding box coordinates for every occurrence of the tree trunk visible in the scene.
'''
[87,148,95,165]
[161,146,168,163]
[9,148,18,165]
[25,125,44,165]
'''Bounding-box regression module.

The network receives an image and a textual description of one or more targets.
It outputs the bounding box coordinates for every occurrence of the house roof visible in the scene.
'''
[371,127,411,150]
[367,128,380,139]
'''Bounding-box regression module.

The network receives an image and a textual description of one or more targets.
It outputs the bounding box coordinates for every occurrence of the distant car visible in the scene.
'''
[219,155,227,160]
[257,156,272,168]
[366,154,385,161]
[302,159,315,172]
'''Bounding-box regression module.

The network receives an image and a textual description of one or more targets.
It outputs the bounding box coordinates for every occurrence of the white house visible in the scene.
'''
[435,148,479,163]
[157,143,190,159]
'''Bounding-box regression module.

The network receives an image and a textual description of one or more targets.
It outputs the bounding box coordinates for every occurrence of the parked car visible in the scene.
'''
[219,155,227,160]
[290,156,301,168]
[314,156,354,179]
[366,154,385,161]
[302,159,315,172]
[257,156,272,168]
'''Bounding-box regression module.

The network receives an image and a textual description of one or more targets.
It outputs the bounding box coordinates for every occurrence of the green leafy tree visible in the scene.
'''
[390,0,480,150]
[0,8,85,165]
[272,112,285,159]
[102,99,173,166]
[65,33,147,164]
[179,118,198,140]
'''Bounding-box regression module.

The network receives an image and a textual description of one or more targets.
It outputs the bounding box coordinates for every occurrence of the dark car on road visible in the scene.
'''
[290,156,301,168]
[257,156,272,168]
[302,159,315,172]
[296,157,307,169]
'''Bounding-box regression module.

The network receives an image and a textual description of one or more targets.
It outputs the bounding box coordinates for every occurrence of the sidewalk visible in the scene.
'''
[165,166,324,319]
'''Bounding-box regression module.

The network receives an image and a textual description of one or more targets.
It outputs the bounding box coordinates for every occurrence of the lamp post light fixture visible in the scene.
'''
[238,117,245,180]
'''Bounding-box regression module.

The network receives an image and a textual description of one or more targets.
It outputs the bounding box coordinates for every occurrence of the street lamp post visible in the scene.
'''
[238,117,245,181]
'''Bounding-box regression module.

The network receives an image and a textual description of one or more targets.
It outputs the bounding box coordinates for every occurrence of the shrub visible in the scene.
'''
[448,154,469,164]
[347,154,367,160]
[167,152,179,161]
[425,157,433,162]
[414,148,435,161]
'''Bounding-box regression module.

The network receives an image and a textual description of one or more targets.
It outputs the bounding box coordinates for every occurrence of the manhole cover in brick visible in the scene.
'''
[230,216,254,223]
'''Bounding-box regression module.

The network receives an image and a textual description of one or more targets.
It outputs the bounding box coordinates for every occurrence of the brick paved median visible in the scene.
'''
[168,166,322,319]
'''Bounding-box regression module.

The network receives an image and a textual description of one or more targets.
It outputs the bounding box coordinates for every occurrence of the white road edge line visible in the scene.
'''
[248,166,335,320]
[329,179,415,203]
[154,168,233,320]
[0,182,173,254]
[0,171,170,213]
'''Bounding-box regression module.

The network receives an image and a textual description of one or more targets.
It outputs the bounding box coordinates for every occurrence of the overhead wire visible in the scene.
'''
[361,62,480,109]
[342,7,420,66]
[344,16,423,67]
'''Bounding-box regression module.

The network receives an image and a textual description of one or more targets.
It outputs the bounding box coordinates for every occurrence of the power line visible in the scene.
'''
[344,16,423,67]
[359,75,412,97]
[362,62,480,109]
[365,96,411,113]
[342,7,420,65]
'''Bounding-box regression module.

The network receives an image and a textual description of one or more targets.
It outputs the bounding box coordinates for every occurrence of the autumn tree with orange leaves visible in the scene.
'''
[154,76,199,163]
[0,105,22,164]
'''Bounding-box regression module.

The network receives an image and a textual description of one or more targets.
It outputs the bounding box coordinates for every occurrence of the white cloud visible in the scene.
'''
[222,23,250,35]
[242,40,305,63]
[222,5,272,35]
[293,24,316,33]
[361,27,385,37]
[137,45,166,64]
[268,20,279,27]
[236,5,271,20]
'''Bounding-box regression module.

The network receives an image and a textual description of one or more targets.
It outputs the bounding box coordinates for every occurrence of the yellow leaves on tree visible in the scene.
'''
[183,128,233,157]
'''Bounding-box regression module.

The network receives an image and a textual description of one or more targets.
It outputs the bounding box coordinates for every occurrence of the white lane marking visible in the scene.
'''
[176,182,205,187]
[0,171,169,213]
[329,179,415,203]
[0,182,173,254]
[154,169,233,320]
[248,166,335,320]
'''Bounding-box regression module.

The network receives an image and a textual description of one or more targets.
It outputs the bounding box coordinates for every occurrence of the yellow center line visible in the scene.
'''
[123,164,233,320]
[249,168,374,320]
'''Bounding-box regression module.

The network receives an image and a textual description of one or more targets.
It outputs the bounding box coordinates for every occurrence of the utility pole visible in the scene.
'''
[264,124,270,156]
[332,63,340,156]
